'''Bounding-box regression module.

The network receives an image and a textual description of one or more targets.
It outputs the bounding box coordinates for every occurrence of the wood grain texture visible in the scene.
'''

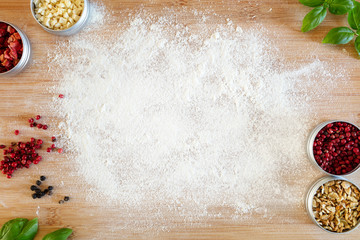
[0,0,359,239]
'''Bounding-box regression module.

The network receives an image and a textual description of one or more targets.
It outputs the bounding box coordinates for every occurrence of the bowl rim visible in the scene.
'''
[307,120,360,177]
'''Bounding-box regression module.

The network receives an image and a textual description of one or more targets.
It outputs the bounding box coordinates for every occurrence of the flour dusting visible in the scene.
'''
[46,3,345,231]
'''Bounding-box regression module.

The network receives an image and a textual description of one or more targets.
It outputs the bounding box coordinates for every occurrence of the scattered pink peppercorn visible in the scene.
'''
[51,136,56,142]
[58,148,63,153]
[37,124,43,129]
[59,94,64,98]
[35,115,41,120]
[1,137,43,178]
[28,118,34,123]
[42,125,48,130]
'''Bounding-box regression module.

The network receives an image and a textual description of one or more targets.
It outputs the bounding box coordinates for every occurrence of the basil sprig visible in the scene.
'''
[0,218,38,240]
[300,0,355,32]
[15,218,38,240]
[323,1,360,54]
[42,228,73,240]
[0,218,72,240]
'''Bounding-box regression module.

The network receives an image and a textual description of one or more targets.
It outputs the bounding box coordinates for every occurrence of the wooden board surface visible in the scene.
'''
[0,0,360,239]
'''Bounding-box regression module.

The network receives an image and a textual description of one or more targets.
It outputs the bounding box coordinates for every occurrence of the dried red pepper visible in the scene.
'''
[0,22,23,73]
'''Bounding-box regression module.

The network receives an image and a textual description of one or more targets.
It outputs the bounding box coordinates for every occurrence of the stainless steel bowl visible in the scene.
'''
[30,0,90,36]
[0,21,31,76]
[307,120,360,176]
[306,176,360,233]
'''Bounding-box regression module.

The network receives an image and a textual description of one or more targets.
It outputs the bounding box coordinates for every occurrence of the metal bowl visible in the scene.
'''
[30,0,90,36]
[307,120,360,176]
[306,176,360,233]
[0,21,31,76]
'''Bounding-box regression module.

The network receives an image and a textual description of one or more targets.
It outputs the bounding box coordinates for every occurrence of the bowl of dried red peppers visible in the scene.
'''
[0,21,31,75]
[307,120,360,176]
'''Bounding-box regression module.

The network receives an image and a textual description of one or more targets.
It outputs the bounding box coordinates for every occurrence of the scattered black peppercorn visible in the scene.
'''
[41,191,45,196]
[64,196,70,201]
[59,200,64,204]
[44,189,49,194]
[35,189,41,194]
[36,180,41,186]
[36,193,42,198]
[48,190,53,196]
[48,186,53,190]
[32,193,37,199]
[30,185,37,191]
[40,176,46,181]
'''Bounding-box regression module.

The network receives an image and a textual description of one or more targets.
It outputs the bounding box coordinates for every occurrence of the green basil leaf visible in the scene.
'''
[42,228,73,240]
[15,218,38,240]
[301,6,327,32]
[328,0,354,15]
[0,218,28,240]
[355,36,360,55]
[299,0,325,7]
[322,27,355,44]
[348,1,360,29]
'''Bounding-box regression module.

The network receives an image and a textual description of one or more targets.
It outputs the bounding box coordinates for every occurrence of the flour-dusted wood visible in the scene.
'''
[0,1,359,240]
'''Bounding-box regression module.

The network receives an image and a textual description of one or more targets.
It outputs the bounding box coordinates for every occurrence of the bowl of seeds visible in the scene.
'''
[306,176,360,233]
[30,0,89,36]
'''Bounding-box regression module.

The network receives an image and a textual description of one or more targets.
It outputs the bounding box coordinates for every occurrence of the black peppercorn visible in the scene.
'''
[36,193,42,198]
[48,186,53,190]
[30,185,37,191]
[64,196,70,201]
[35,189,41,194]
[48,190,53,196]
[32,193,37,199]
[40,176,46,181]
[44,189,49,194]
[36,180,41,186]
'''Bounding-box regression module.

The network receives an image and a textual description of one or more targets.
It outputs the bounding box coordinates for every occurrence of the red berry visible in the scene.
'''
[51,136,56,142]
[313,121,360,175]
[28,118,34,123]
[42,125,48,130]
[35,115,41,120]
[58,148,63,153]
[0,145,5,149]
[46,148,51,152]
[37,124,43,129]
[51,144,55,149]
[36,139,43,145]
[59,94,64,98]
[14,130,19,135]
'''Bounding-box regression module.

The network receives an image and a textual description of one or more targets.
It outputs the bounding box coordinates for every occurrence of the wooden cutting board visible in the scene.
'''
[0,0,359,239]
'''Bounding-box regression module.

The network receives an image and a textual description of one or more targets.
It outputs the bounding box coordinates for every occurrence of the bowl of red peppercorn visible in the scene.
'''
[308,120,360,176]
[0,21,31,76]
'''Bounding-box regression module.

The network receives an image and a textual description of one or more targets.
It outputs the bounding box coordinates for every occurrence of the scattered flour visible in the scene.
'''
[46,3,345,231]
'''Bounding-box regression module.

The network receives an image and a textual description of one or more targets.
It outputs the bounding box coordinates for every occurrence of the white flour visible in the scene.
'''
[46,3,345,230]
